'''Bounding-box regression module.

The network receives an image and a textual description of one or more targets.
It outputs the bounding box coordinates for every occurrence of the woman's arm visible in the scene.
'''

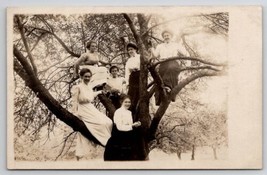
[99,60,109,66]
[70,85,80,114]
[124,61,131,86]
[93,90,103,98]
[151,46,160,59]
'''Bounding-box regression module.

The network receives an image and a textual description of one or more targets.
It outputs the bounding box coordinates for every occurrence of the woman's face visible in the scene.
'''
[110,68,118,78]
[122,98,131,109]
[162,32,171,43]
[82,72,92,84]
[127,47,137,57]
[89,42,97,52]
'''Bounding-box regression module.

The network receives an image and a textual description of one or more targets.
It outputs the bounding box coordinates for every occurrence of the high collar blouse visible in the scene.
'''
[153,41,189,60]
[113,107,133,131]
[125,54,140,85]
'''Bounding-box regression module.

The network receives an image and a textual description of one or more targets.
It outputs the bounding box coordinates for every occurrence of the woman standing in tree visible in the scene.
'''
[124,43,140,115]
[73,41,109,90]
[104,95,141,161]
[151,29,189,105]
[71,68,113,160]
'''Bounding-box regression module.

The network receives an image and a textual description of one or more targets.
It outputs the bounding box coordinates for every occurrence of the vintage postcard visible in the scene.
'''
[7,6,262,169]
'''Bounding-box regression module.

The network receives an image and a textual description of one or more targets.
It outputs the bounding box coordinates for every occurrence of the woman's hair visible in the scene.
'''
[161,29,173,38]
[86,40,97,49]
[119,94,131,105]
[79,68,92,77]
[126,42,138,51]
[109,65,119,73]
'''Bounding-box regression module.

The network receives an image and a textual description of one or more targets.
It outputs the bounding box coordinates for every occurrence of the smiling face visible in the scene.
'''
[89,42,97,53]
[127,47,137,57]
[162,32,172,43]
[121,97,131,109]
[81,72,92,85]
[110,67,118,78]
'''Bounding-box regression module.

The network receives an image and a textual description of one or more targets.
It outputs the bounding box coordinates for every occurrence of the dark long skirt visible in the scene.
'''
[127,71,140,116]
[104,126,140,161]
[155,60,181,105]
[159,60,180,89]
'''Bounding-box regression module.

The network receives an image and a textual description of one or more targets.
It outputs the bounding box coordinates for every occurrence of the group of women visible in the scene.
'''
[71,29,189,161]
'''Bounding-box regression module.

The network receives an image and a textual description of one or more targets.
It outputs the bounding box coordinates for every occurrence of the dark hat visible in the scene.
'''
[161,29,173,37]
[126,42,138,51]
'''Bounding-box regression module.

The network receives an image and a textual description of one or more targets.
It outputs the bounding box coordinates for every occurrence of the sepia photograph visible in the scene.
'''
[7,6,262,169]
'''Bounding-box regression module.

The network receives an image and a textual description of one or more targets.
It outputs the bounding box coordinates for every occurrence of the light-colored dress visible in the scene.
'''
[71,82,112,156]
[78,52,108,88]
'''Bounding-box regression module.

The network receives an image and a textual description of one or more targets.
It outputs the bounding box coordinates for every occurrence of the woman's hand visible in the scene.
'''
[132,121,141,128]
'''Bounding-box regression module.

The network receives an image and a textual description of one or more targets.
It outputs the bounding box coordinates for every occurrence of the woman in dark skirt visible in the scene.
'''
[104,95,141,161]
[124,43,140,115]
[152,29,189,105]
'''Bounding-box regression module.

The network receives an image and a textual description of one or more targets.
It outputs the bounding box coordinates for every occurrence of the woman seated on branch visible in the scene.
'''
[71,68,113,160]
[73,40,109,90]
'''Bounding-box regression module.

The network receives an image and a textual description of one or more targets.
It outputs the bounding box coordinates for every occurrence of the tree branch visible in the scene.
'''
[152,56,226,68]
[171,70,223,99]
[14,45,101,146]
[15,16,38,74]
[180,65,221,72]
[149,100,171,141]
[29,26,80,57]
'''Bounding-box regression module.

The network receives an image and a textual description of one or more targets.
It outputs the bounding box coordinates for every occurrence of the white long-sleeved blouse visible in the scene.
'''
[106,76,125,93]
[113,107,133,131]
[124,54,140,85]
[153,41,189,59]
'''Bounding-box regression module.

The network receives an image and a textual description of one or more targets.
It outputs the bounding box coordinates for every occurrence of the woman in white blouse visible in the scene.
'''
[124,43,140,115]
[104,95,141,160]
[113,95,141,131]
[151,29,189,105]
[105,65,126,109]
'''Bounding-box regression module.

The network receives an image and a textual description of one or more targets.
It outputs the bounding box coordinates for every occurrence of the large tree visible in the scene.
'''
[13,12,227,160]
